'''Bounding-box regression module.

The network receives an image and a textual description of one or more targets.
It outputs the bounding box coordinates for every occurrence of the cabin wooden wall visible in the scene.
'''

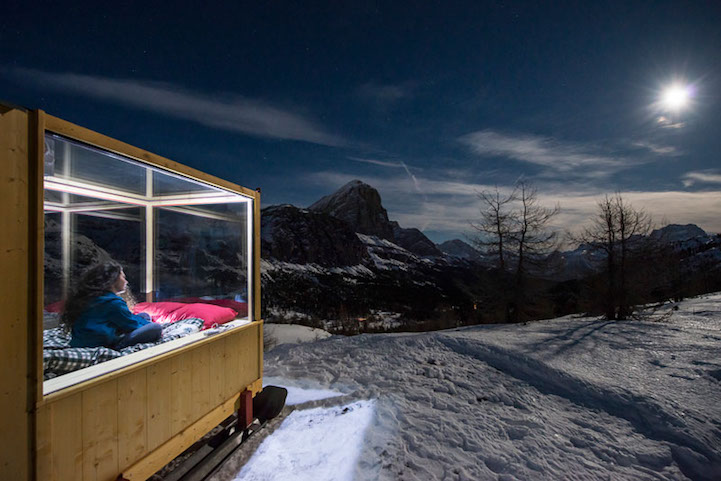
[0,105,34,480]
[36,322,262,481]
[0,106,264,480]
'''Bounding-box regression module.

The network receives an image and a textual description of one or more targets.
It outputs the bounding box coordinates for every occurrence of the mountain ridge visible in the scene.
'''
[306,180,443,258]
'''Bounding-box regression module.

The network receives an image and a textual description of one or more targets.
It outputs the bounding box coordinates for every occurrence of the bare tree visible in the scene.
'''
[472,181,560,322]
[471,186,517,272]
[510,181,560,321]
[513,181,560,280]
[614,195,652,318]
[577,196,618,320]
[573,194,652,320]
[470,186,517,322]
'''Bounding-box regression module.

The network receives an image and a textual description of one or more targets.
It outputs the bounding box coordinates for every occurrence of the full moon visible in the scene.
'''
[661,84,690,111]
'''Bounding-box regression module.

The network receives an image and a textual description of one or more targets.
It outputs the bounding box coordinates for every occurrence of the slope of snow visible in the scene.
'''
[221,294,721,481]
[233,401,376,481]
[263,375,344,406]
[357,233,421,271]
[261,259,374,278]
[264,323,332,347]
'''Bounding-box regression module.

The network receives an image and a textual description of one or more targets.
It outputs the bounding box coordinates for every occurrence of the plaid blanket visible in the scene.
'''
[43,318,205,380]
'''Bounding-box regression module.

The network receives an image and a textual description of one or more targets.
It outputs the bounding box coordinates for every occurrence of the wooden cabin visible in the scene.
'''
[0,104,263,481]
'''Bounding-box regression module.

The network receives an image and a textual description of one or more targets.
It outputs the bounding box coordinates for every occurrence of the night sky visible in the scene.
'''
[2,1,720,242]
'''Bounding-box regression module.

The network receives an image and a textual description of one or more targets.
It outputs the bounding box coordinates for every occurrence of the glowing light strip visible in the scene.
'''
[44,201,135,213]
[147,191,249,203]
[45,175,252,203]
[149,195,248,207]
[65,210,142,222]
[46,176,149,201]
[146,169,154,297]
[45,180,147,206]
[247,200,253,320]
[61,143,71,298]
[44,180,250,207]
[162,206,244,222]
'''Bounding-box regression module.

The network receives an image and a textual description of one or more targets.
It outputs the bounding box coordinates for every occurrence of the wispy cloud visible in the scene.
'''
[657,116,685,129]
[459,130,635,179]
[682,170,721,187]
[7,67,346,146]
[346,157,424,198]
[308,170,495,197]
[632,140,680,156]
[347,156,405,168]
[551,189,721,237]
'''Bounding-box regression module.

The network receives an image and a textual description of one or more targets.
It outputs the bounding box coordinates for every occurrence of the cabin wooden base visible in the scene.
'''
[119,382,260,481]
[37,322,263,481]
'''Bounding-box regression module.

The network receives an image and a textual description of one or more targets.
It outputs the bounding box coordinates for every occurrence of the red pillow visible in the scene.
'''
[171,303,237,329]
[168,297,248,317]
[133,302,186,323]
[134,301,237,329]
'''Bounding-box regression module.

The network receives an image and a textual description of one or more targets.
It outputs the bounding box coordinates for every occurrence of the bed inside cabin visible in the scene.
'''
[42,132,255,391]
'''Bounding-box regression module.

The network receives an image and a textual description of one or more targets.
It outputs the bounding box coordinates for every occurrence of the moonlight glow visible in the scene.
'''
[661,84,691,111]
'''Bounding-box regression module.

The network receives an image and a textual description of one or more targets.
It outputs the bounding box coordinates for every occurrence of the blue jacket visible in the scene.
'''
[70,293,151,348]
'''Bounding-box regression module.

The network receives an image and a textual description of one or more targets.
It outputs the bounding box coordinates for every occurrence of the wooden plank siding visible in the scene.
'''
[191,345,211,419]
[146,359,172,452]
[81,380,119,481]
[117,370,148,468]
[35,322,262,481]
[0,105,32,480]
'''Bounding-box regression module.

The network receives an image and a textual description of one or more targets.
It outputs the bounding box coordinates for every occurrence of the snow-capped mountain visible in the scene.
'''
[261,181,491,325]
[308,180,442,258]
[651,224,721,265]
[555,223,721,281]
[261,204,369,267]
[437,239,484,262]
[651,223,709,243]
[261,181,721,326]
[308,180,396,242]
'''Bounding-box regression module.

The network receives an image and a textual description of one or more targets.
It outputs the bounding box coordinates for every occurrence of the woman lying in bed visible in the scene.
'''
[61,261,162,349]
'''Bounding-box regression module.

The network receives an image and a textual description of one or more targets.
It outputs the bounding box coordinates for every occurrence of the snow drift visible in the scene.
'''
[218,294,721,480]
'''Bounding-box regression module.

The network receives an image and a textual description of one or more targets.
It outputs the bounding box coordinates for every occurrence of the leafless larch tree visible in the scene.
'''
[572,194,653,320]
[472,181,560,322]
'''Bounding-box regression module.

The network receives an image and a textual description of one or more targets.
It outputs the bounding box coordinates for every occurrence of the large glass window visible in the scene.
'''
[154,204,248,301]
[42,133,253,388]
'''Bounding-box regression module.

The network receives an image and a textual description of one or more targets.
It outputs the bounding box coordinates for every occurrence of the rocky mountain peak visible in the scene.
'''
[437,239,482,261]
[309,180,395,241]
[261,204,369,267]
[650,224,708,243]
[391,222,443,257]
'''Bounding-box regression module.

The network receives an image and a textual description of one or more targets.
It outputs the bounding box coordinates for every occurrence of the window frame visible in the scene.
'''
[37,111,262,398]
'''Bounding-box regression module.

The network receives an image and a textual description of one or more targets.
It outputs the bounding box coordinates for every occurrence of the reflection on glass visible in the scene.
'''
[48,134,148,195]
[155,205,248,301]
[43,208,144,306]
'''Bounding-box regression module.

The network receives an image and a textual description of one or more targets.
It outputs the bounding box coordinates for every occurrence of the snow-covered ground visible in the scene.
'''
[222,294,721,480]
[264,323,332,347]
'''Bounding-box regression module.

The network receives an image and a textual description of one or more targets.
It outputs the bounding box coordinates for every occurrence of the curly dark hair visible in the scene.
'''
[60,260,123,331]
